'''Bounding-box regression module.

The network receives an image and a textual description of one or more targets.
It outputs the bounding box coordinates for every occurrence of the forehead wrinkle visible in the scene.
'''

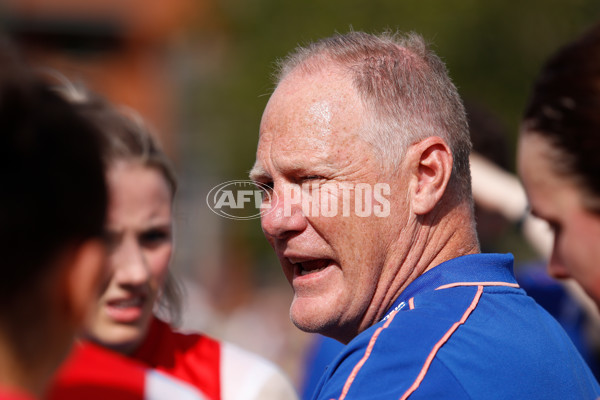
[284,151,354,180]
[265,126,369,177]
[272,149,330,172]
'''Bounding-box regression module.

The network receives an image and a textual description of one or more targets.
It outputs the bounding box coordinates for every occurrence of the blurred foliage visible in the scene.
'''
[188,0,600,172]
[180,0,600,272]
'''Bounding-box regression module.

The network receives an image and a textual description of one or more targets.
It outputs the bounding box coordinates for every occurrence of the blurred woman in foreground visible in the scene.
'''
[518,23,600,308]
[0,45,107,400]
[49,95,299,400]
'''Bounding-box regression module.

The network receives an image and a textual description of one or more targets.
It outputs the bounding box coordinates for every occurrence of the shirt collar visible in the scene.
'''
[385,253,516,318]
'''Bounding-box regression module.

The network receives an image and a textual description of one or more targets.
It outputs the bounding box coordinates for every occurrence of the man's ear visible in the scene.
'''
[57,240,106,326]
[406,136,453,215]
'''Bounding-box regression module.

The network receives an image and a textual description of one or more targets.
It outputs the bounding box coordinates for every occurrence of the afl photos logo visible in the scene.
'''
[206,180,278,220]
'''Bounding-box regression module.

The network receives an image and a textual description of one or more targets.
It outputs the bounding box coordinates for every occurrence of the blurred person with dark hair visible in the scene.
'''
[251,30,600,399]
[0,44,107,399]
[468,100,600,377]
[48,95,299,400]
[518,23,600,310]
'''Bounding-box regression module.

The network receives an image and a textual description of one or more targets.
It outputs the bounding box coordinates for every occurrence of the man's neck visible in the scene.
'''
[357,199,480,337]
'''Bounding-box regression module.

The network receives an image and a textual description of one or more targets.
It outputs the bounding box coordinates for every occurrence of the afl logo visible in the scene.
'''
[206,180,278,220]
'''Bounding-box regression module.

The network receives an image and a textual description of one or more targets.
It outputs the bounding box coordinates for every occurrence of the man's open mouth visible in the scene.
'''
[294,259,331,276]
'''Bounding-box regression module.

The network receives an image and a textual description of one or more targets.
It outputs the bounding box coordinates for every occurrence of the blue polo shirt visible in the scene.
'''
[312,253,600,399]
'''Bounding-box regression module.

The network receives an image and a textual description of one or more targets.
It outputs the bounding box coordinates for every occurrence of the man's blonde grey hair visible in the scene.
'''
[276,31,472,198]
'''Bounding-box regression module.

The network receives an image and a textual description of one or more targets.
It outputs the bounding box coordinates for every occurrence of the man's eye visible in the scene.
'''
[303,175,325,182]
[252,179,273,191]
[299,176,326,189]
[300,176,327,194]
[262,181,274,190]
[255,181,273,202]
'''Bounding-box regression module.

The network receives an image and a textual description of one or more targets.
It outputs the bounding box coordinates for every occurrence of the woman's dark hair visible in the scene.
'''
[0,42,107,324]
[522,23,600,208]
[74,99,178,197]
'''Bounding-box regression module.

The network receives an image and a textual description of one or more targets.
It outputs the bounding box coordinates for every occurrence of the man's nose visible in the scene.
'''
[261,183,307,239]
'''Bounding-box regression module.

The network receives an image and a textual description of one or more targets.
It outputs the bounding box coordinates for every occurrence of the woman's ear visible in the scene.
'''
[406,136,453,215]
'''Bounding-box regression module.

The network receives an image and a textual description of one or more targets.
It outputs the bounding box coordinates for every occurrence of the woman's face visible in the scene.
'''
[518,132,600,307]
[85,162,173,353]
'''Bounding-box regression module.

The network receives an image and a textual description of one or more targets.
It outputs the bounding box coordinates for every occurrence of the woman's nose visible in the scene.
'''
[110,238,150,285]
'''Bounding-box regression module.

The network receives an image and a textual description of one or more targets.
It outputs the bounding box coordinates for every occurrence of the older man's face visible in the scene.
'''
[251,68,409,342]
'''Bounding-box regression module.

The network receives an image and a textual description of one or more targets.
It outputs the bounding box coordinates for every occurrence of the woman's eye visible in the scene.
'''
[103,230,120,251]
[140,229,171,247]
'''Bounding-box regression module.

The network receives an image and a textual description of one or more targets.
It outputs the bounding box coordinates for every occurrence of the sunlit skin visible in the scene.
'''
[250,65,477,343]
[518,132,600,307]
[84,162,173,354]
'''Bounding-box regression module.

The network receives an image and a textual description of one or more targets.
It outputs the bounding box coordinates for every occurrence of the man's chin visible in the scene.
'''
[290,299,344,338]
[290,315,322,334]
[290,299,329,333]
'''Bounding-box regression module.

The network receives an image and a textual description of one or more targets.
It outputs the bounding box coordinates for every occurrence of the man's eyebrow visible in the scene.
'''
[249,164,269,181]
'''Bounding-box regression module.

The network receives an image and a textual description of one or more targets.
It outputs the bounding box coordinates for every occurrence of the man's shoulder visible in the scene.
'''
[313,284,600,399]
[375,283,592,370]
[313,286,482,399]
[340,285,518,360]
